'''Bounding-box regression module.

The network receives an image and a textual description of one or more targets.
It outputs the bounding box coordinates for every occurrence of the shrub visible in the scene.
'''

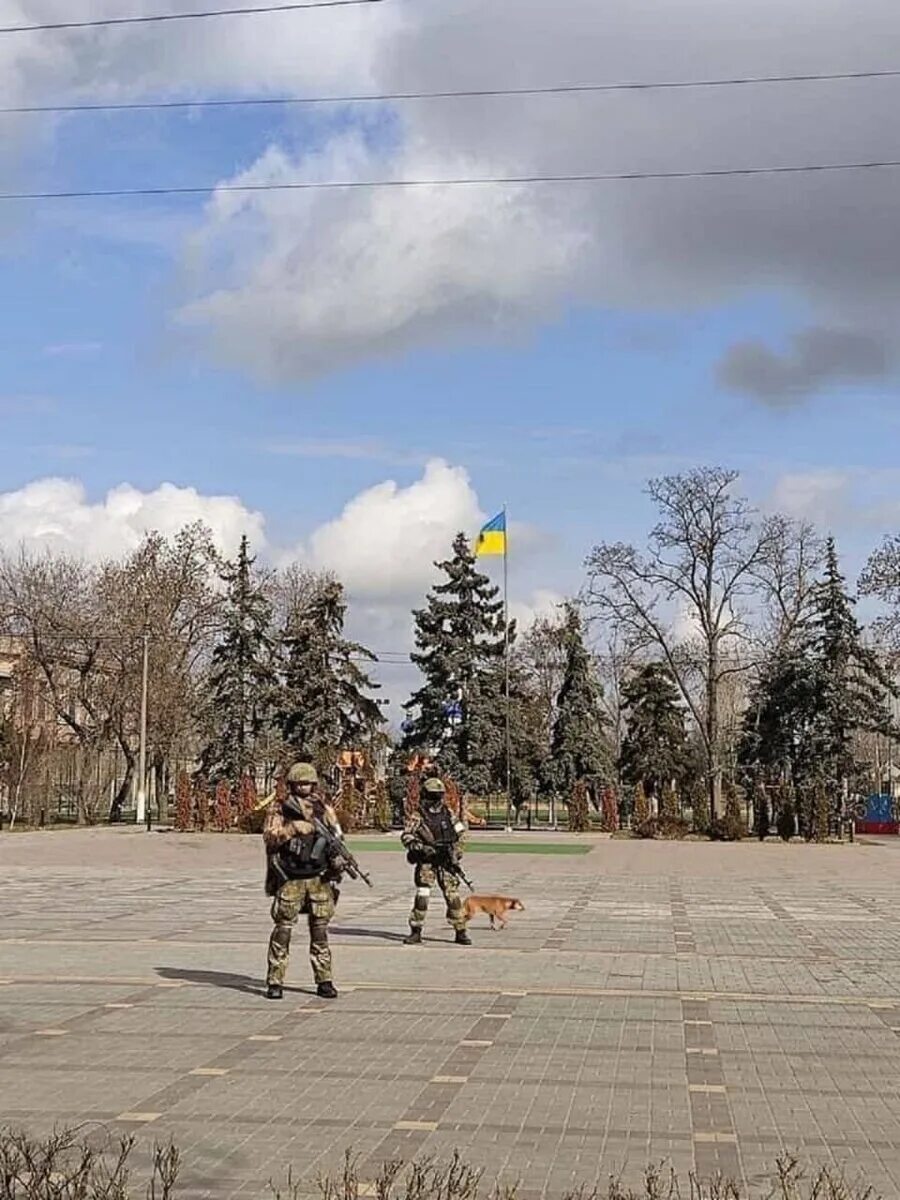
[708,790,746,842]
[600,787,620,833]
[335,774,359,834]
[237,774,258,821]
[404,772,420,818]
[657,815,689,840]
[174,772,192,832]
[634,817,658,839]
[777,795,797,842]
[633,782,651,828]
[193,776,210,832]
[708,782,747,842]
[660,783,679,821]
[568,779,591,832]
[372,780,392,831]
[692,788,711,834]
[443,776,463,820]
[214,780,232,831]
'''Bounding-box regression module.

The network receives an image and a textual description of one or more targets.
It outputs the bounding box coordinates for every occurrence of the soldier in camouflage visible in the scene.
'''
[401,777,471,946]
[263,762,345,1000]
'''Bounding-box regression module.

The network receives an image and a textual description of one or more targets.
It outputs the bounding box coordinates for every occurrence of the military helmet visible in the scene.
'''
[422,777,445,796]
[286,762,318,785]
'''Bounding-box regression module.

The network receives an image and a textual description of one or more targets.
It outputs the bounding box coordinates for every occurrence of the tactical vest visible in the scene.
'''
[422,805,458,847]
[274,803,329,881]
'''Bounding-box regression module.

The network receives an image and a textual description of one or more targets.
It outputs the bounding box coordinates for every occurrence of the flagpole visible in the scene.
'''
[503,503,512,832]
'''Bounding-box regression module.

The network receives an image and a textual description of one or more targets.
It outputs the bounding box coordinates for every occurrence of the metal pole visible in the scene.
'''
[137,625,149,829]
[503,504,512,833]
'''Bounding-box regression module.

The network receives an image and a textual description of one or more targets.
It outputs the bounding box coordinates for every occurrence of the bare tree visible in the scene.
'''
[584,467,778,816]
[753,516,824,657]
[591,617,639,769]
[96,524,222,817]
[516,611,567,752]
[0,525,223,823]
[860,534,900,658]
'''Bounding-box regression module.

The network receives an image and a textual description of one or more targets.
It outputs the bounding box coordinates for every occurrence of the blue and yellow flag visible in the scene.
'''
[476,510,507,557]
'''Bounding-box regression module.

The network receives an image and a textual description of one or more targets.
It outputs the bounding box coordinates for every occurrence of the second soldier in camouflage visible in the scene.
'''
[401,777,471,946]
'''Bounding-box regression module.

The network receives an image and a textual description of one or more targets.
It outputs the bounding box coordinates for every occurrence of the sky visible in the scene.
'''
[4,0,900,703]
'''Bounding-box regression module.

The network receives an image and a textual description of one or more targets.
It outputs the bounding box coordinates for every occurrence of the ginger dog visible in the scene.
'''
[464,895,524,929]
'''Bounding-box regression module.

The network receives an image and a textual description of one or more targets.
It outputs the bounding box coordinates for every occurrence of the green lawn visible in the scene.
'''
[347,839,592,855]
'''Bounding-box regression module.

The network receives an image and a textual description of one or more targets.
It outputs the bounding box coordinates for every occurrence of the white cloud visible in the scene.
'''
[260,436,419,465]
[179,136,585,379]
[770,469,853,524]
[510,589,566,632]
[9,0,900,384]
[0,478,264,559]
[173,0,900,383]
[0,1,398,106]
[304,457,483,600]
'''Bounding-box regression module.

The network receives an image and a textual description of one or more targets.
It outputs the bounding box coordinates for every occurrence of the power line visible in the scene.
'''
[5,65,900,117]
[0,0,383,35]
[5,157,900,201]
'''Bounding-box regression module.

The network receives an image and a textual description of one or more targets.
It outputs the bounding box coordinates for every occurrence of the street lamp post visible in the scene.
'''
[136,625,150,829]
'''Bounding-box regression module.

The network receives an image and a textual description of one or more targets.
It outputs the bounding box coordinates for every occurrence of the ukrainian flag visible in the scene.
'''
[476,510,507,557]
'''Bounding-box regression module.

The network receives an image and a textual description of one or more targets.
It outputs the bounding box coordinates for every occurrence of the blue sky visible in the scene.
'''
[4,0,900,650]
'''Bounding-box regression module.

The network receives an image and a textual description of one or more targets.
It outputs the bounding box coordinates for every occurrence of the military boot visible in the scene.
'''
[403,927,423,945]
[317,981,338,999]
[455,929,472,946]
[265,983,283,1000]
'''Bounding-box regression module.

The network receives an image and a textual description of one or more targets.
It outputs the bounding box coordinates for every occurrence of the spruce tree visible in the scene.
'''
[546,603,609,796]
[741,538,896,795]
[201,535,276,782]
[809,538,896,784]
[403,533,507,795]
[619,661,688,802]
[277,579,383,767]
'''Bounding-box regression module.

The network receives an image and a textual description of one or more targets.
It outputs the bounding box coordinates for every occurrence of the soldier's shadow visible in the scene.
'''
[154,967,321,997]
[331,926,408,944]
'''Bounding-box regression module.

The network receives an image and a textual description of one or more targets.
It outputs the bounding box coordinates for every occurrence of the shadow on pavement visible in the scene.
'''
[331,926,408,943]
[156,966,323,997]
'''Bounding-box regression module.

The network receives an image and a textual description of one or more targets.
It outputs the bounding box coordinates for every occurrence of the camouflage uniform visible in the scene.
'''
[263,793,341,987]
[401,786,469,935]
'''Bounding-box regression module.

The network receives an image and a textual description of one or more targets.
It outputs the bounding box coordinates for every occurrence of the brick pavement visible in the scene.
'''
[2,829,900,1196]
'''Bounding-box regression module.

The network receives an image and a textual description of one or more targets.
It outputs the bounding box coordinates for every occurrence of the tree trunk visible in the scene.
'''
[109,754,135,823]
[707,640,722,818]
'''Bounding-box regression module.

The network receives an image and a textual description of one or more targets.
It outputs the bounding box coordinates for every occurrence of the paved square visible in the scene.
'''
[2,829,900,1196]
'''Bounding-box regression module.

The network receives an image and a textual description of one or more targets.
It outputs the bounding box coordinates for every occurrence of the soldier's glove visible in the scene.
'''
[413,841,435,861]
[330,853,349,872]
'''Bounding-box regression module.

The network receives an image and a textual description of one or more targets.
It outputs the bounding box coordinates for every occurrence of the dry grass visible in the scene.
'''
[0,1131,880,1200]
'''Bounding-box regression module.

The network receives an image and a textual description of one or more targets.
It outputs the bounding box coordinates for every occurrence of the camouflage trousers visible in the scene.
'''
[267,877,335,986]
[409,863,467,932]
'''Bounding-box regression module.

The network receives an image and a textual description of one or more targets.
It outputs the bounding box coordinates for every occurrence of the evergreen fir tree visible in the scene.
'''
[809,538,896,784]
[547,603,609,796]
[403,533,508,795]
[201,536,276,782]
[741,538,896,796]
[619,661,688,802]
[277,580,383,767]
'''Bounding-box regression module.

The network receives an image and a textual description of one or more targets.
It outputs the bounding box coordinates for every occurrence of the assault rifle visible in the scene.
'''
[312,817,373,889]
[416,823,475,892]
[439,857,475,893]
